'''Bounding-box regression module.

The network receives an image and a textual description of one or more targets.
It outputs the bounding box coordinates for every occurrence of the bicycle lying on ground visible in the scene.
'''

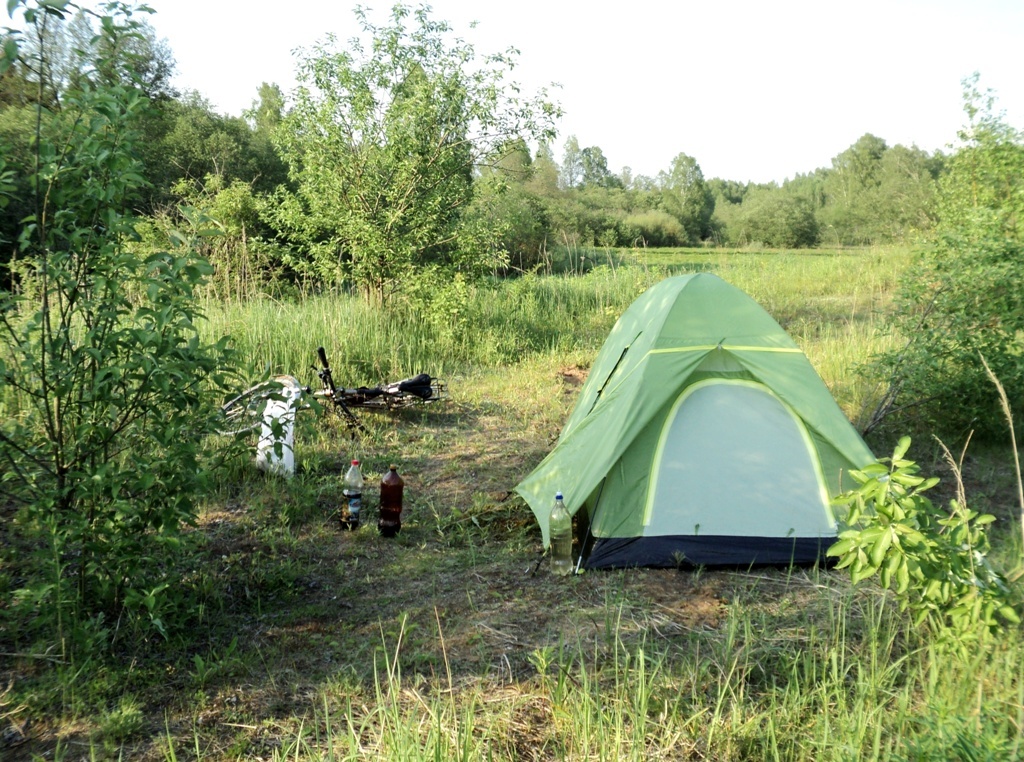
[219,346,447,436]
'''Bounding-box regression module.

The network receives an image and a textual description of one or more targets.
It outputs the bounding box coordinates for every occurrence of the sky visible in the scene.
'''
[122,1,1024,183]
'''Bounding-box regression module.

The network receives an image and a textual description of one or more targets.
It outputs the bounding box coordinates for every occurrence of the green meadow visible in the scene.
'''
[7,246,1024,760]
[206,246,907,420]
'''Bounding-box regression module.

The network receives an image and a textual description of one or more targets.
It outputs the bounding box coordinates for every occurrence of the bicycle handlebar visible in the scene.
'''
[315,346,338,396]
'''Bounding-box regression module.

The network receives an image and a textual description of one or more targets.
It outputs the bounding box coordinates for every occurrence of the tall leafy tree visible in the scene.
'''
[249,80,285,134]
[831,133,888,196]
[466,139,550,272]
[272,4,559,303]
[657,152,714,244]
[1,0,239,648]
[528,142,560,197]
[132,88,289,214]
[579,145,620,189]
[10,4,176,104]
[873,143,942,239]
[820,133,889,243]
[0,2,181,219]
[559,134,582,190]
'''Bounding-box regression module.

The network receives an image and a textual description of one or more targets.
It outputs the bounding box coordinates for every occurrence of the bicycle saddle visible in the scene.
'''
[386,373,435,399]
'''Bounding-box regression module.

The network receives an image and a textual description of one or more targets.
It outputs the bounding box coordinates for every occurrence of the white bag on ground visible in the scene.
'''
[255,376,302,477]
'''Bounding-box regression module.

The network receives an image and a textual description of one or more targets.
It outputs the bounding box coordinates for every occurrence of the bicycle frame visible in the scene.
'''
[314,346,365,434]
[312,346,446,431]
[219,347,445,439]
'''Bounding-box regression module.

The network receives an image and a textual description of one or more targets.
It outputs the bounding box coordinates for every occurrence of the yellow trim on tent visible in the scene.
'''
[648,345,803,355]
[595,344,802,414]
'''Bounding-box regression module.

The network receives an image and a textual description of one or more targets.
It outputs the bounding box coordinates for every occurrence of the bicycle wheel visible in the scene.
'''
[218,376,303,436]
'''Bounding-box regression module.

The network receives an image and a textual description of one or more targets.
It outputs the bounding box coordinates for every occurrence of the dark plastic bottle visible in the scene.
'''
[378,465,404,537]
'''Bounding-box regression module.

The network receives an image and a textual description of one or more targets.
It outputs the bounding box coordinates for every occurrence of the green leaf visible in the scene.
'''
[881,552,900,589]
[858,527,885,543]
[999,605,1021,625]
[869,529,893,568]
[892,436,912,462]
[890,472,924,487]
[896,562,910,594]
[0,37,18,77]
[860,463,890,478]
[833,555,855,570]
[827,538,856,557]
[851,565,875,585]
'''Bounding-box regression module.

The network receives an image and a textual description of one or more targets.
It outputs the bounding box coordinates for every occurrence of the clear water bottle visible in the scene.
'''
[342,459,364,530]
[549,491,573,575]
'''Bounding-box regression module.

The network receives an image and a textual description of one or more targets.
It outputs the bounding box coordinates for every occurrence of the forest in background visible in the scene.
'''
[0,2,947,299]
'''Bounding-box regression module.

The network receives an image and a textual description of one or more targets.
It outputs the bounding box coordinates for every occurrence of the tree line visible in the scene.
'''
[1,2,949,305]
[488,128,945,258]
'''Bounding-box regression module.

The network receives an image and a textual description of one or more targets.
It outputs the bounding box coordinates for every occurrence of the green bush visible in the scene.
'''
[866,78,1024,440]
[736,192,819,248]
[621,209,687,247]
[0,1,240,651]
[828,437,1019,641]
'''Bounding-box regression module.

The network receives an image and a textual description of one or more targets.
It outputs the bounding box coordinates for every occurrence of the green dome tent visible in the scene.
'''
[515,273,875,569]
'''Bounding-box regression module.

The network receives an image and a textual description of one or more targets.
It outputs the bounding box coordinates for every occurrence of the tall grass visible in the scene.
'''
[201,247,910,415]
[199,267,655,392]
[161,579,1024,761]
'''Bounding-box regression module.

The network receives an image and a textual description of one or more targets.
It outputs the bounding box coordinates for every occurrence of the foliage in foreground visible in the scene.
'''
[829,436,1020,639]
[155,582,1024,762]
[0,0,239,651]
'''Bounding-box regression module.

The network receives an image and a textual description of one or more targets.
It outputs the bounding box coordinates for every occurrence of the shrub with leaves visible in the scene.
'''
[271,4,560,304]
[0,1,240,650]
[828,437,1019,637]
[864,76,1024,440]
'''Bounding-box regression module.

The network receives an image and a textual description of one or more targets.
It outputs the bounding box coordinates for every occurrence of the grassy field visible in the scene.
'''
[5,246,1024,760]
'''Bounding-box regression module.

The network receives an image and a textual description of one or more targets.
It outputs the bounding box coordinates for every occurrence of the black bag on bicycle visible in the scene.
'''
[386,373,435,399]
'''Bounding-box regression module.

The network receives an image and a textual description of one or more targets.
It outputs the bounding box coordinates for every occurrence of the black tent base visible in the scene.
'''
[584,534,837,570]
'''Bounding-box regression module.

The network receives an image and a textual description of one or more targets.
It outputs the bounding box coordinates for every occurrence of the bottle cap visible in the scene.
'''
[555,492,563,500]
[352,459,359,465]
[389,464,398,470]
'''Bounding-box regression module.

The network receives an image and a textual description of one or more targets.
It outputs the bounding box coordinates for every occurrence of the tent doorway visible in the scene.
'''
[644,380,833,538]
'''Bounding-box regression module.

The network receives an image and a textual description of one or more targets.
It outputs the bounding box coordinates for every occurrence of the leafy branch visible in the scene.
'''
[828,436,1020,638]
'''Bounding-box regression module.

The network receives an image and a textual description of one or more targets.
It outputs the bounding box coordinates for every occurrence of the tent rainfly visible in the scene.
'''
[515,273,876,569]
